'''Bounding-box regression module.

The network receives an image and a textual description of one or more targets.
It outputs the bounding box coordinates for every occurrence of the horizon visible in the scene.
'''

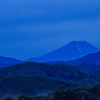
[0,40,100,61]
[0,0,100,60]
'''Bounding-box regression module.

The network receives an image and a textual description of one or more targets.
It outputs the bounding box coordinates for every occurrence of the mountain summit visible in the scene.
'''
[28,41,99,62]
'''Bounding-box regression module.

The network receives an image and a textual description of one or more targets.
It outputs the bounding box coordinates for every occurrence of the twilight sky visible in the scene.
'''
[0,0,100,60]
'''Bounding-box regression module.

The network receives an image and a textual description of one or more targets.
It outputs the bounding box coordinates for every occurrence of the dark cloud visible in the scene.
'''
[0,0,100,27]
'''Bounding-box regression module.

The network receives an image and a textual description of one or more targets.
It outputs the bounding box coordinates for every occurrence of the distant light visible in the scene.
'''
[79,48,81,50]
[77,45,78,47]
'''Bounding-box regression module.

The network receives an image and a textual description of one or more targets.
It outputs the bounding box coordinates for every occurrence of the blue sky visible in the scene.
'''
[0,0,100,60]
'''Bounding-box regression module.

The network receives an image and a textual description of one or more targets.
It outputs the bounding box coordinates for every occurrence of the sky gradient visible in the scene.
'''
[0,0,100,60]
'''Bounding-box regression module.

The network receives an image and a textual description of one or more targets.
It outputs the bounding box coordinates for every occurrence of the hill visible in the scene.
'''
[0,75,76,96]
[48,52,100,72]
[1,84,100,100]
[75,63,100,72]
[0,62,90,81]
[47,52,100,72]
[65,52,100,65]
[27,41,99,62]
[48,62,100,72]
[0,62,100,97]
[0,63,11,69]
[0,61,100,84]
[0,56,23,68]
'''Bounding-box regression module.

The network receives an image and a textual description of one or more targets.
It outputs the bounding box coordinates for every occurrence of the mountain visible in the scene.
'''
[65,52,100,65]
[0,75,71,96]
[0,62,100,97]
[75,63,100,72]
[47,61,100,72]
[0,63,11,69]
[0,62,89,81]
[28,41,99,62]
[48,52,100,72]
[0,56,23,68]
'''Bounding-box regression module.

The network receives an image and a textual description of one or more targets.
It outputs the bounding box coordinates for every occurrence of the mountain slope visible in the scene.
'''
[0,62,100,97]
[0,62,89,81]
[28,41,99,62]
[0,56,23,68]
[65,52,100,65]
[48,52,100,72]
[75,63,100,72]
[0,75,71,96]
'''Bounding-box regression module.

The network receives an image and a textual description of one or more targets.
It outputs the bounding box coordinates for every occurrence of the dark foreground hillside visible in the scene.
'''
[0,75,79,97]
[1,84,100,100]
[0,62,100,98]
[54,84,100,100]
[0,62,89,81]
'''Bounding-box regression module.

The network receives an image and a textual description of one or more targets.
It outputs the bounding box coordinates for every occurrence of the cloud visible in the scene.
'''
[0,0,100,60]
[0,0,100,27]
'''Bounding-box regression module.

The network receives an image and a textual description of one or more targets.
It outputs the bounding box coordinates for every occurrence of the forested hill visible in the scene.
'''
[0,62,100,97]
[0,56,23,68]
[1,62,100,83]
[0,62,89,81]
[0,75,76,96]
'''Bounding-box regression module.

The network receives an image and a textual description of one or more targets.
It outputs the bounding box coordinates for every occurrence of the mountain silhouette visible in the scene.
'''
[65,52,100,65]
[28,41,99,62]
[75,63,100,72]
[0,56,23,68]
